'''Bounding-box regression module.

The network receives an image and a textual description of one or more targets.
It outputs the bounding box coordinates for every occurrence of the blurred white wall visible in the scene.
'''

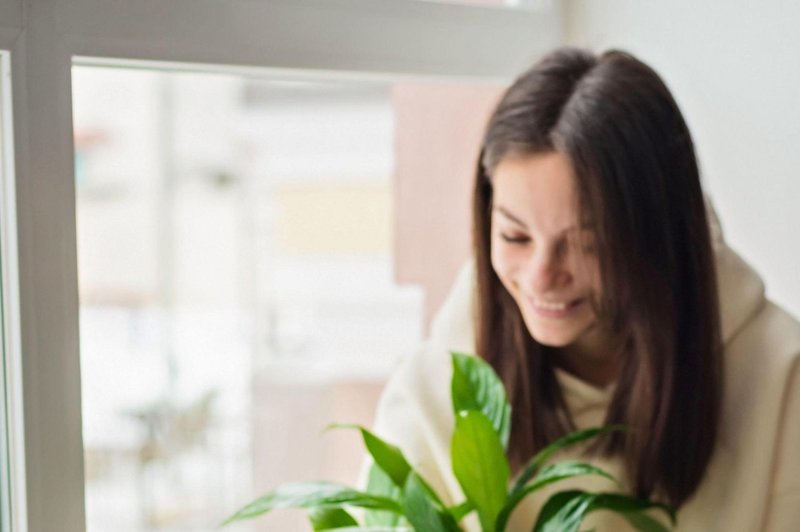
[566,0,800,318]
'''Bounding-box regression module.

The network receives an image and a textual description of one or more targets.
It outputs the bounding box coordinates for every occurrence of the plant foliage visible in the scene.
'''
[221,352,676,531]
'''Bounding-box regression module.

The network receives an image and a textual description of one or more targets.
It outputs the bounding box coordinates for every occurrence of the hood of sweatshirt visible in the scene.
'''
[706,198,767,344]
[370,198,796,532]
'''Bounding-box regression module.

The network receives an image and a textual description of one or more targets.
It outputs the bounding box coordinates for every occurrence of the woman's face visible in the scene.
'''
[490,151,607,359]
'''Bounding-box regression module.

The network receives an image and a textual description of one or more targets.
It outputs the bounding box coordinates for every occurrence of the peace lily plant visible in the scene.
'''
[222,352,676,531]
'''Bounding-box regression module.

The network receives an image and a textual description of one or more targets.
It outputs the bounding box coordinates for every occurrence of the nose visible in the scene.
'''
[522,244,571,294]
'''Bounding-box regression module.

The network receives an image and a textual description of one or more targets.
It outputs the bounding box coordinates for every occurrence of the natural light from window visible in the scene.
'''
[73,66,425,531]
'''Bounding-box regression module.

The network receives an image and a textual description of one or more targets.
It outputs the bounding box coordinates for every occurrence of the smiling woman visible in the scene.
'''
[368,47,800,532]
[473,47,723,511]
[489,152,614,387]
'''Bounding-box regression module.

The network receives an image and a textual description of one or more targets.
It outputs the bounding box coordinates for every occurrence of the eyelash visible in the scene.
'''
[499,233,597,254]
[500,233,530,244]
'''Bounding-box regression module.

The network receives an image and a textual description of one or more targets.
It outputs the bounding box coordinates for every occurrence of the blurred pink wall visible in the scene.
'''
[392,83,504,331]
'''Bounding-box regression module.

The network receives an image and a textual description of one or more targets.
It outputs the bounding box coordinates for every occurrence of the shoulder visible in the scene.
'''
[683,301,800,529]
[725,300,800,373]
[428,259,478,353]
[369,340,462,502]
[723,299,800,419]
[735,302,800,520]
[369,261,478,500]
[719,299,800,475]
[373,258,477,438]
[375,339,454,430]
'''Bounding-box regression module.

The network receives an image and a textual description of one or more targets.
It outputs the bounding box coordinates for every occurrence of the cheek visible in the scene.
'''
[490,240,516,288]
[491,242,524,295]
[574,256,602,291]
[587,263,602,295]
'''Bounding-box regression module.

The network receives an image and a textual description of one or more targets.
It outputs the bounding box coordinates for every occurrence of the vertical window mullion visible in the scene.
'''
[0,48,28,532]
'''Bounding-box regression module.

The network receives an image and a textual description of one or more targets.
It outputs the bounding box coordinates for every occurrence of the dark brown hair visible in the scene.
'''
[473,47,722,508]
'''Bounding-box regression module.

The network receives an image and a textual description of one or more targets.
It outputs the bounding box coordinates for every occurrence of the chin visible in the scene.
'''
[529,331,576,347]
[522,319,578,347]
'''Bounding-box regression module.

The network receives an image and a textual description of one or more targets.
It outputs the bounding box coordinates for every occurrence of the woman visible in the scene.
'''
[369,47,800,531]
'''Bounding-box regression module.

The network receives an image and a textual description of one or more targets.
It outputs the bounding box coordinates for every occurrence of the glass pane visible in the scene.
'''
[72,66,424,531]
[74,63,504,531]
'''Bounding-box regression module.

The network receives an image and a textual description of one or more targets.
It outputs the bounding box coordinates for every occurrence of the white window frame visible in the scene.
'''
[1,45,27,532]
[0,1,563,530]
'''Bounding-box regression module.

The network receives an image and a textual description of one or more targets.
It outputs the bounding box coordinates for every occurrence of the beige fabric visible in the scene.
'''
[368,201,800,531]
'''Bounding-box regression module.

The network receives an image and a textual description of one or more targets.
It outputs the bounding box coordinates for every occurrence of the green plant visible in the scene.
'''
[221,352,676,531]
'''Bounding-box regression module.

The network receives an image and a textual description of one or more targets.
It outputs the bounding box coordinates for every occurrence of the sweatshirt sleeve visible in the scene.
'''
[366,340,460,501]
[358,261,478,504]
[763,350,800,532]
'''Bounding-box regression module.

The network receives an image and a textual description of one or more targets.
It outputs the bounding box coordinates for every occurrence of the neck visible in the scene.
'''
[555,331,626,388]
[554,350,619,388]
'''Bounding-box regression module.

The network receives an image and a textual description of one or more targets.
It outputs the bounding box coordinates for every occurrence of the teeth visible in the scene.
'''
[533,299,571,311]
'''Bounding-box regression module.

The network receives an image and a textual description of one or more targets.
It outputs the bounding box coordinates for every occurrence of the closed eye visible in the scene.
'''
[500,233,530,244]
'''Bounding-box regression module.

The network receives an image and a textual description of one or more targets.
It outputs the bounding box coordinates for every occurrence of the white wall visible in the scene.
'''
[566,0,800,319]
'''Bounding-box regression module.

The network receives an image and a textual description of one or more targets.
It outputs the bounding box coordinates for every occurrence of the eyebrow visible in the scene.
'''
[493,205,594,234]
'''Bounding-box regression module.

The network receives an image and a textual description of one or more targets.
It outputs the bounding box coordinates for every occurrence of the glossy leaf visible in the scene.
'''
[510,425,626,497]
[309,507,359,530]
[533,490,676,532]
[401,472,461,532]
[533,490,595,532]
[451,410,509,532]
[619,511,672,532]
[220,482,402,526]
[364,463,403,527]
[496,461,617,531]
[447,500,475,521]
[325,528,411,532]
[451,352,512,449]
[585,493,675,529]
[328,424,412,490]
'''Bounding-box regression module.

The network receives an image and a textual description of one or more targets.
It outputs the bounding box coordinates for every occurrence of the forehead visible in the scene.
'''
[491,152,582,231]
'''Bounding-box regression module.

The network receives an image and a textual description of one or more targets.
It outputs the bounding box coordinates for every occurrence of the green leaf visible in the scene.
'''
[510,425,626,497]
[447,500,475,521]
[451,410,510,532]
[364,464,403,527]
[326,425,413,527]
[324,525,415,532]
[532,490,677,532]
[220,482,402,526]
[401,472,461,532]
[496,461,618,531]
[451,352,512,449]
[533,490,595,532]
[584,493,676,529]
[619,511,672,532]
[309,507,359,530]
[328,424,412,490]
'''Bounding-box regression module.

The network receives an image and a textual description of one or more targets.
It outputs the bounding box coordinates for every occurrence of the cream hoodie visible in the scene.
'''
[369,204,800,531]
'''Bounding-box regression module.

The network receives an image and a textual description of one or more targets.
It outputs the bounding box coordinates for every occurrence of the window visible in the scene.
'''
[73,64,507,530]
[74,65,425,530]
[0,1,559,530]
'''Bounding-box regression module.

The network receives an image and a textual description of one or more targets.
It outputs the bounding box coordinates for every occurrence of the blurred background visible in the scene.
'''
[67,0,800,530]
[72,66,501,530]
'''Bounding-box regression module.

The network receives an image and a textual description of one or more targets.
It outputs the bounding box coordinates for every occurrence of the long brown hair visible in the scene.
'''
[473,47,722,508]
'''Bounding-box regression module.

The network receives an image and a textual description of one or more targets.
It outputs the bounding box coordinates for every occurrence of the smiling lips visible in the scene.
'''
[529,297,585,318]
